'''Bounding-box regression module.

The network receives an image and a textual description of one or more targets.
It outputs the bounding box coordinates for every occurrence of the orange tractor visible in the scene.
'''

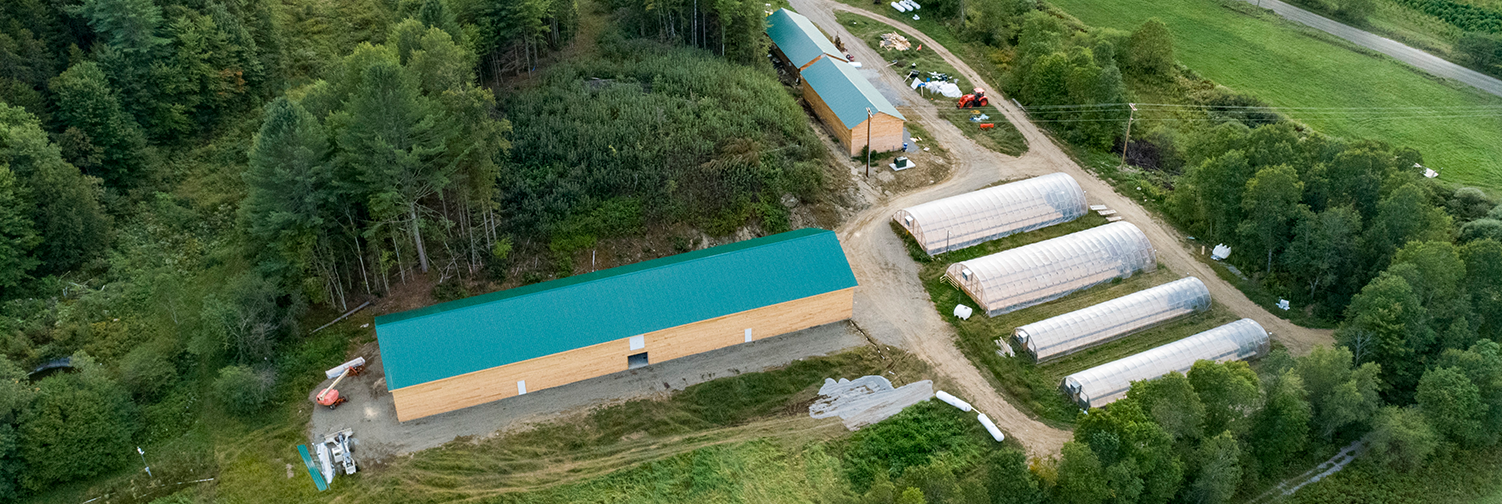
[956,88,988,108]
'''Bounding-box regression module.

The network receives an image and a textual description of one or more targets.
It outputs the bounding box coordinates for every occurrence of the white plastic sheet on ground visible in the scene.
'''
[1211,243,1231,260]
[810,376,935,430]
[928,81,962,98]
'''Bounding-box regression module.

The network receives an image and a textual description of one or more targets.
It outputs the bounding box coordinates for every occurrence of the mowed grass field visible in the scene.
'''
[1046,0,1502,190]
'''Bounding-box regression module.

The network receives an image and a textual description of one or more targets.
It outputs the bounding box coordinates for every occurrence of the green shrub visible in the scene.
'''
[842,401,985,491]
[212,364,275,416]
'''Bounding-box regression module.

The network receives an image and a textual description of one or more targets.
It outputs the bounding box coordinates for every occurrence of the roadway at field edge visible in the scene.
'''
[1238,0,1502,98]
[792,0,1335,457]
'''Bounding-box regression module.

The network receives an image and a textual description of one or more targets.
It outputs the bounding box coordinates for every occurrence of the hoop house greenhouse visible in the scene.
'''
[1061,318,1270,410]
[1015,277,1212,362]
[945,222,1156,316]
[894,173,1089,255]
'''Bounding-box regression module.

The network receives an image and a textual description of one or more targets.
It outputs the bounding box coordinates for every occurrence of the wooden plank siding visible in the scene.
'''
[799,80,904,156]
[389,287,856,421]
[852,114,905,156]
[801,79,853,151]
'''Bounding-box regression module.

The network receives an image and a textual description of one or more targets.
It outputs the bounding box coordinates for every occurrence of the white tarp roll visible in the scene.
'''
[892,2,908,12]
[977,413,1006,442]
[325,357,366,380]
[935,390,973,412]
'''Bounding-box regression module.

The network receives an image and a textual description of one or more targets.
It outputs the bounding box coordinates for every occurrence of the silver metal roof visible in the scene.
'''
[1016,277,1211,362]
[894,173,1088,255]
[1061,318,1270,410]
[945,222,1157,316]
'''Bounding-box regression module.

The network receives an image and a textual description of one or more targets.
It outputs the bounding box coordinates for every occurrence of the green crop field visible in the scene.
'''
[1046,0,1502,190]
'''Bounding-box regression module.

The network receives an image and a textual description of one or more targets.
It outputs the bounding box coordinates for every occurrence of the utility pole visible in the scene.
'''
[865,108,873,177]
[138,446,152,477]
[1119,103,1138,169]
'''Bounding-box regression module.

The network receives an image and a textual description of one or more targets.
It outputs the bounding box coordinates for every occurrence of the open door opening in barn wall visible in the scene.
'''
[628,352,649,369]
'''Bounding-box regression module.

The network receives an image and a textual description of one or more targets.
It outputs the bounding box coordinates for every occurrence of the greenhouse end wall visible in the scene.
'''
[894,173,1088,255]
[1060,318,1270,410]
[1016,277,1212,362]
[945,222,1157,316]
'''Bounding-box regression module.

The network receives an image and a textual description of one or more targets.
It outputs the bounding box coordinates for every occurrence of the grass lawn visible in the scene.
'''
[1045,0,1502,191]
[833,11,1029,156]
[894,214,1240,425]
[35,343,942,503]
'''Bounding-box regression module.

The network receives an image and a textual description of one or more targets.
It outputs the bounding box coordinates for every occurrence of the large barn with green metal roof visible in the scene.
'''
[374,228,858,421]
[800,57,907,156]
[764,8,905,156]
[766,8,847,72]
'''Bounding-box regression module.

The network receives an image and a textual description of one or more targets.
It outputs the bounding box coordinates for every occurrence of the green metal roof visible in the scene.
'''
[766,9,845,68]
[802,57,906,129]
[375,228,857,390]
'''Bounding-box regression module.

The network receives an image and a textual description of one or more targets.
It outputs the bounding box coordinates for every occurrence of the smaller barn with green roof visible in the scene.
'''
[766,8,847,72]
[801,57,907,156]
[374,228,858,421]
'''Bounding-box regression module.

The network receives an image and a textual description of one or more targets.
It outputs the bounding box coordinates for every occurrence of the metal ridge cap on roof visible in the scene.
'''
[374,227,835,327]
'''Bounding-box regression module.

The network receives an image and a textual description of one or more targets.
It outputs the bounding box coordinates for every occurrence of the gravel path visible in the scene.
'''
[794,0,1336,456]
[1238,0,1502,98]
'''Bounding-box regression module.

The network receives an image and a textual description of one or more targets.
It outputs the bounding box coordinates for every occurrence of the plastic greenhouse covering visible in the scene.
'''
[894,173,1088,255]
[1015,277,1211,362]
[1061,318,1270,410]
[945,222,1156,316]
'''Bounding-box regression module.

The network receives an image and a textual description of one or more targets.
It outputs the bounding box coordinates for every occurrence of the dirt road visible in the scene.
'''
[792,0,1335,456]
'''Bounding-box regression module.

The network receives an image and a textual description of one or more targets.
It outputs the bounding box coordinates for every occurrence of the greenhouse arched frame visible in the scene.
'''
[1015,277,1212,362]
[893,173,1089,256]
[945,222,1157,316]
[1060,318,1270,410]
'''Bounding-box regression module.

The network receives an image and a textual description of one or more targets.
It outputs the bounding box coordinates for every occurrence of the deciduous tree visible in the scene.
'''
[1338,272,1432,397]
[1238,164,1306,273]
[1189,360,1260,436]
[1366,406,1437,473]
[1248,370,1311,477]
[1054,442,1109,504]
[17,353,137,491]
[0,103,109,276]
[1295,345,1381,439]
[1417,366,1486,444]
[0,165,37,289]
[1284,206,1361,299]
[1126,18,1174,77]
[1186,431,1241,504]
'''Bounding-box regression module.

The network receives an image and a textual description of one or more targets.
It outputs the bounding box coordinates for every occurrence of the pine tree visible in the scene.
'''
[244,97,332,287]
[418,0,464,45]
[70,0,167,56]
[338,61,455,274]
[48,61,147,186]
